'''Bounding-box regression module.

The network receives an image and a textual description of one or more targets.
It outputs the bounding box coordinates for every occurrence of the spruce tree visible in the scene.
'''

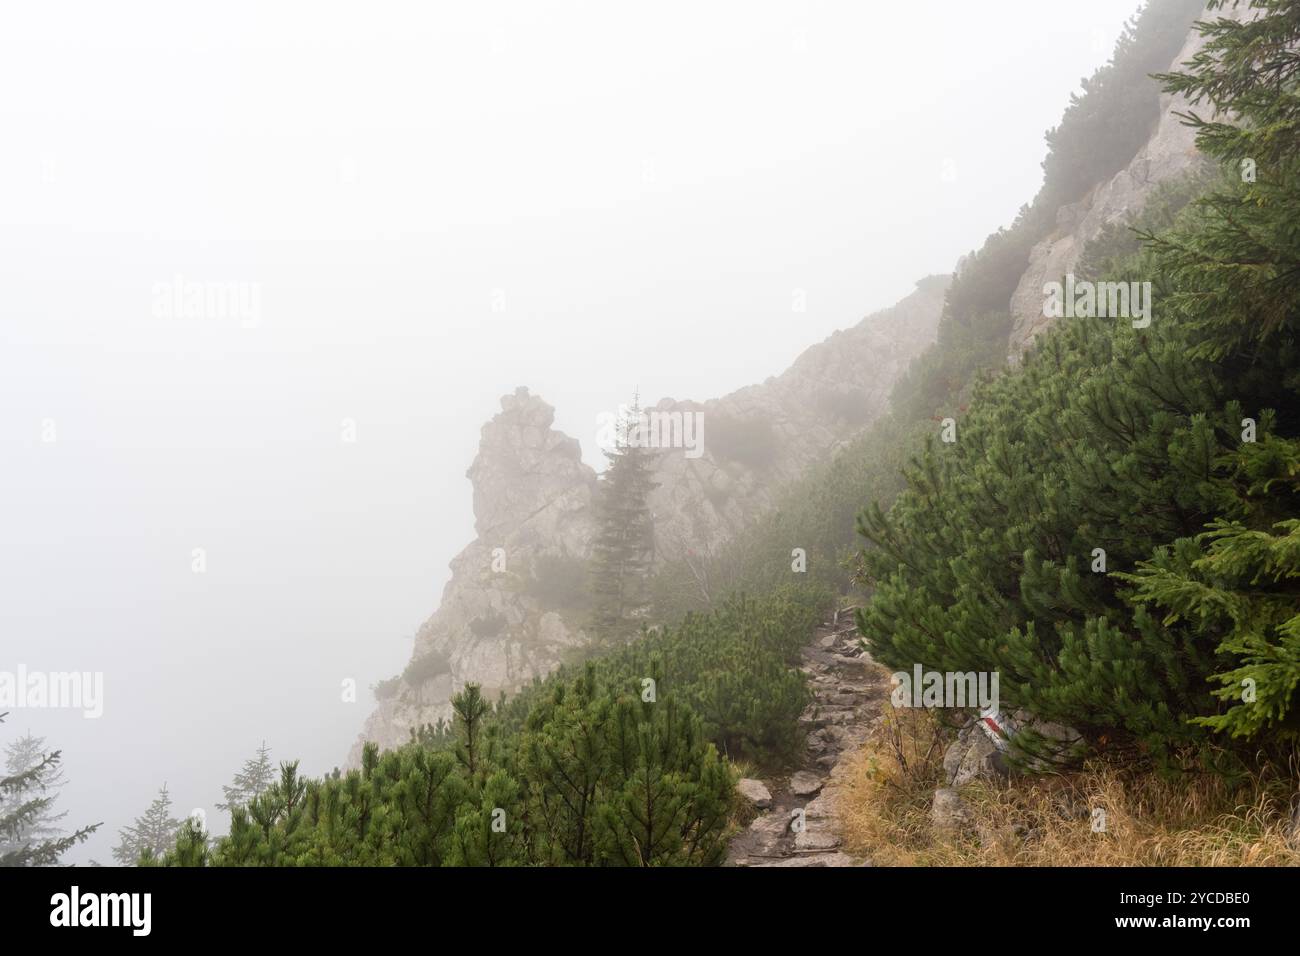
[1150,0,1300,359]
[0,714,99,866]
[1121,435,1300,739]
[217,741,276,812]
[590,397,659,644]
[113,783,182,865]
[3,733,67,845]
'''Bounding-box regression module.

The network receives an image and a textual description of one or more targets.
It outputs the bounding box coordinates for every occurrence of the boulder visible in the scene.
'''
[930,787,972,833]
[737,778,773,810]
[943,720,1004,787]
[789,771,824,797]
[997,709,1085,771]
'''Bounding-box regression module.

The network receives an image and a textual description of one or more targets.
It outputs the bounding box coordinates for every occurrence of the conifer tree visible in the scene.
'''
[594,695,734,866]
[1150,0,1300,358]
[217,741,276,812]
[2,733,67,846]
[445,770,523,866]
[145,586,820,867]
[857,0,1300,765]
[451,684,490,780]
[0,714,99,866]
[517,666,610,864]
[590,397,659,644]
[1121,435,1300,739]
[113,783,182,864]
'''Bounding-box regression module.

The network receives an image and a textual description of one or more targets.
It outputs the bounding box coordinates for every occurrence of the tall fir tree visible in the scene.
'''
[113,783,182,865]
[217,741,276,812]
[0,714,99,866]
[2,732,67,847]
[590,396,659,644]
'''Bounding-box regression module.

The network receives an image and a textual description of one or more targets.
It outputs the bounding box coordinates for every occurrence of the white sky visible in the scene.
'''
[0,0,1149,863]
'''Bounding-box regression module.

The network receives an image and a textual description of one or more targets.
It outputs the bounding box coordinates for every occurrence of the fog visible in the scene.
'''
[0,0,1142,863]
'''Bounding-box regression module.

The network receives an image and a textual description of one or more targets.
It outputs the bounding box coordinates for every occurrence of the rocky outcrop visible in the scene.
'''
[940,709,1084,792]
[1007,2,1254,359]
[942,720,1003,788]
[350,278,950,764]
[645,274,950,564]
[350,388,597,760]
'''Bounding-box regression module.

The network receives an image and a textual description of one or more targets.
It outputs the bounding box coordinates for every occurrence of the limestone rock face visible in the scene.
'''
[645,275,950,564]
[348,388,598,763]
[467,387,594,554]
[349,279,950,766]
[1006,2,1255,359]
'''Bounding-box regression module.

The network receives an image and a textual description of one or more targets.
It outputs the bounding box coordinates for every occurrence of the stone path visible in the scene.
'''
[726,608,890,867]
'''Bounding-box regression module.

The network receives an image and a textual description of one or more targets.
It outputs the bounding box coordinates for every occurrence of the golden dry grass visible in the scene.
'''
[837,702,1300,867]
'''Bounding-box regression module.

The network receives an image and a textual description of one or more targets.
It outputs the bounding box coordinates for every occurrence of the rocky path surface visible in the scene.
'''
[726,608,890,867]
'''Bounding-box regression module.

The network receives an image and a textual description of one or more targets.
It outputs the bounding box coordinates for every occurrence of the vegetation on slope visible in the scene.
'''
[651,0,1210,622]
[152,584,830,866]
[153,0,1297,867]
[860,0,1300,772]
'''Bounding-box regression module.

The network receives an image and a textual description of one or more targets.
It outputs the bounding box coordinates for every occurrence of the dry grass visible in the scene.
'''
[838,703,1300,867]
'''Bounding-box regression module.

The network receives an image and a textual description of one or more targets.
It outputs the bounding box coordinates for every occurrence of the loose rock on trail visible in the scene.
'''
[726,609,890,867]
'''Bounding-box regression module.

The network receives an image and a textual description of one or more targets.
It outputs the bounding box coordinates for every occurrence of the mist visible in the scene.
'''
[0,0,1145,864]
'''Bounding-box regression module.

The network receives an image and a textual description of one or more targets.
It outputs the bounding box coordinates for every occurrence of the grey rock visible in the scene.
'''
[755,851,858,867]
[790,771,825,797]
[943,720,1003,787]
[737,778,773,810]
[931,787,972,833]
[794,827,843,852]
[803,793,835,820]
[1007,3,1256,361]
[1002,709,1085,771]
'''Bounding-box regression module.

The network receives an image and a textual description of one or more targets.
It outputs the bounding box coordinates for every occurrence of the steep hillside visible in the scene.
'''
[149,0,1300,874]
[1007,0,1251,355]
[351,0,1238,765]
[350,276,949,760]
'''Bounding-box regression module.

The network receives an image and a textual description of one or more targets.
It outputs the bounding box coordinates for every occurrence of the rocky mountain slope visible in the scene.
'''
[351,4,1249,767]
[349,276,949,761]
[1007,0,1250,357]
